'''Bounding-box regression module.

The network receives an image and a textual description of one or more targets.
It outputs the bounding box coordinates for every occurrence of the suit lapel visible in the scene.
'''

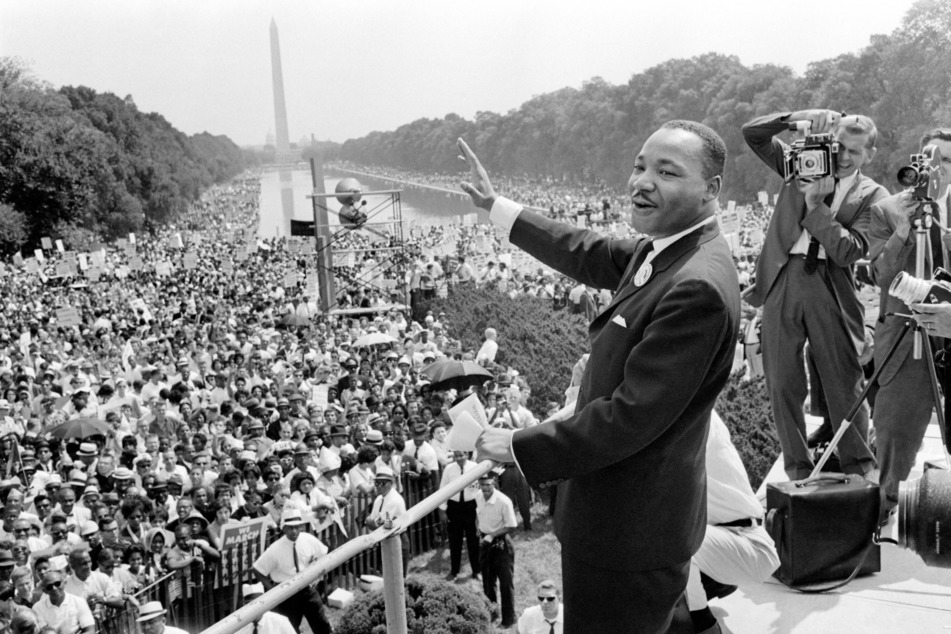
[594,222,719,329]
[834,173,865,228]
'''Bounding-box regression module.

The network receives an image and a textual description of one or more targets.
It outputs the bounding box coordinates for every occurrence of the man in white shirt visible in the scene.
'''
[32,570,95,634]
[253,509,332,634]
[476,472,518,629]
[365,466,409,574]
[517,580,564,634]
[402,421,439,475]
[475,328,498,366]
[438,451,481,581]
[64,546,126,611]
[685,411,780,634]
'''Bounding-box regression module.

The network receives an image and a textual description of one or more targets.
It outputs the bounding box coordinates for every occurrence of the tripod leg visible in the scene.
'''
[810,319,916,477]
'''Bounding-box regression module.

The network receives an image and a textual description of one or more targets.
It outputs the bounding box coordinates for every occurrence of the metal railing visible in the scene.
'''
[200,459,495,634]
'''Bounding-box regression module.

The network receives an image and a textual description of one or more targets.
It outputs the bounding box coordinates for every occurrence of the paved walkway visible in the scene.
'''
[720,416,951,633]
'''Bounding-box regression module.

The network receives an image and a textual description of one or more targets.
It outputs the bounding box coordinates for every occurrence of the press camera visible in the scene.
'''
[897,144,944,202]
[889,268,951,306]
[782,121,839,182]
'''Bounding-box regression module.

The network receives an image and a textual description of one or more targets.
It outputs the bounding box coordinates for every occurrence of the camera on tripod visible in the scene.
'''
[889,268,951,306]
[782,121,840,182]
[897,144,944,202]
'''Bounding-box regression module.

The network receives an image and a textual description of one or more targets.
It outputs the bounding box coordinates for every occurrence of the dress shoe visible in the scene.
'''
[700,572,737,600]
[807,418,834,448]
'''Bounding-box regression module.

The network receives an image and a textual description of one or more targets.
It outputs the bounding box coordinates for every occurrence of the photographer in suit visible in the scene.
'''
[459,120,740,634]
[868,128,951,521]
[742,110,887,480]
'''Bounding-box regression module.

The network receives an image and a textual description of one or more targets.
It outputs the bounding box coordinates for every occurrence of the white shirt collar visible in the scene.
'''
[650,215,717,257]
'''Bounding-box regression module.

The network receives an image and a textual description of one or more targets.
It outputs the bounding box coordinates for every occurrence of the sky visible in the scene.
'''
[1,0,919,148]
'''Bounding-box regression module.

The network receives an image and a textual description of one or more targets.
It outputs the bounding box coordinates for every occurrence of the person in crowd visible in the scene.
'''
[517,579,564,634]
[365,466,408,573]
[475,471,517,628]
[135,600,190,634]
[234,583,296,634]
[252,509,332,634]
[742,109,885,480]
[31,570,95,634]
[438,450,481,581]
[867,127,951,522]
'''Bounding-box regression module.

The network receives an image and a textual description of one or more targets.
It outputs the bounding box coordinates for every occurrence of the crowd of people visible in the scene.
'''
[0,170,555,632]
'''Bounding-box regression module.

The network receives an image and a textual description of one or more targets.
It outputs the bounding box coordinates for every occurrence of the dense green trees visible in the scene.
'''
[0,58,247,254]
[338,0,951,203]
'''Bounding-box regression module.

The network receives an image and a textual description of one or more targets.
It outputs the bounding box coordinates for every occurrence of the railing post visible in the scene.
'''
[381,518,408,634]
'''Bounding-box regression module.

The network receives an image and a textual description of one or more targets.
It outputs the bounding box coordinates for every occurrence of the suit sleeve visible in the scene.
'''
[869,193,914,290]
[742,112,793,176]
[800,194,874,267]
[507,208,641,291]
[511,277,733,484]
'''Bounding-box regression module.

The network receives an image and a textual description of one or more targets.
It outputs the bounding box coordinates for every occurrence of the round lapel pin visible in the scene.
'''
[634,263,652,287]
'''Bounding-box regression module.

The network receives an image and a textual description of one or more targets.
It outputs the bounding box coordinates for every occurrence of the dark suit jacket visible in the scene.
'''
[869,190,951,385]
[509,211,740,571]
[742,112,887,354]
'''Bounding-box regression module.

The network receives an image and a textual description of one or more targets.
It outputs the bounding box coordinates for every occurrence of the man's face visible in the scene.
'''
[70,552,93,581]
[627,127,715,238]
[479,479,495,497]
[537,587,560,619]
[929,138,951,184]
[835,130,876,178]
[282,524,301,542]
[59,490,76,512]
[43,573,66,604]
[97,456,114,476]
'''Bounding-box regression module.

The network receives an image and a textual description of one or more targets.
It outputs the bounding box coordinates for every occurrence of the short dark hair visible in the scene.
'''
[660,120,727,179]
[921,128,951,149]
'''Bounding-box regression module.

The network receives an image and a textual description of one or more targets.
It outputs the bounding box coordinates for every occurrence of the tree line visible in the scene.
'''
[336,0,951,204]
[0,59,249,255]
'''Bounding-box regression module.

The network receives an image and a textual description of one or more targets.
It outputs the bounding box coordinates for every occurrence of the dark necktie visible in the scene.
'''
[804,181,838,274]
[930,219,944,272]
[546,619,556,634]
[293,542,299,573]
[252,621,259,634]
[458,464,465,502]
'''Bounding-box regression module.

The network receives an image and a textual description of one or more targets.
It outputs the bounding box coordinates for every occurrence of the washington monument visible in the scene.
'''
[270,18,290,154]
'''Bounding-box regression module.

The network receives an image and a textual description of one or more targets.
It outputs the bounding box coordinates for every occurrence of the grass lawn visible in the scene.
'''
[326,500,561,632]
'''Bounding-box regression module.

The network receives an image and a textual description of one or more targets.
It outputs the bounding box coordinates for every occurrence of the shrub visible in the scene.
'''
[715,372,780,489]
[430,286,588,414]
[337,574,492,634]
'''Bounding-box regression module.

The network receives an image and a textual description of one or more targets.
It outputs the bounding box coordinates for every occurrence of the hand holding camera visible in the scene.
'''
[797,175,836,211]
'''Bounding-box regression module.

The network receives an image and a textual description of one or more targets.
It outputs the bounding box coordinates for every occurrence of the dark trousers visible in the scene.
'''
[273,586,332,634]
[498,465,532,529]
[562,550,692,634]
[446,500,480,576]
[480,536,515,626]
[762,258,874,479]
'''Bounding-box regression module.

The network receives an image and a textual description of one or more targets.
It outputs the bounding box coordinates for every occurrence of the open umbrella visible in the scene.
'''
[352,332,396,348]
[420,360,493,392]
[46,417,110,440]
[280,313,311,327]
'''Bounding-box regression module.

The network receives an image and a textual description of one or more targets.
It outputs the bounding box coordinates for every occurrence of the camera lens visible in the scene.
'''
[897,166,921,187]
[898,468,951,568]
[802,157,817,170]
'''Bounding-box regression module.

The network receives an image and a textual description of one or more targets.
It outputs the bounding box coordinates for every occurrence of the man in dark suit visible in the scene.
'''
[868,128,951,520]
[742,110,886,480]
[459,120,740,634]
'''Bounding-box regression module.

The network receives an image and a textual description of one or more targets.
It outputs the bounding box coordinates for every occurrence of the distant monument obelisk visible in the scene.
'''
[270,18,290,156]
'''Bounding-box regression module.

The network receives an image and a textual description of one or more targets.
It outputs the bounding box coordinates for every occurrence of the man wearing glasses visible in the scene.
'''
[32,570,95,634]
[518,580,563,634]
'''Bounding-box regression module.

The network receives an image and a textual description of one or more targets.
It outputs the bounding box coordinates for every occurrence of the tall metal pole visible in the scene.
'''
[310,157,336,311]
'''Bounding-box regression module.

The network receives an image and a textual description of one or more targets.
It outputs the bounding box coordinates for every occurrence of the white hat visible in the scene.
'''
[242,583,265,598]
[374,466,395,482]
[80,520,100,537]
[317,450,341,474]
[280,509,305,527]
[136,601,167,622]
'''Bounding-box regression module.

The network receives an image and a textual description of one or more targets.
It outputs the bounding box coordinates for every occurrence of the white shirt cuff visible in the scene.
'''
[509,429,526,479]
[489,196,523,236]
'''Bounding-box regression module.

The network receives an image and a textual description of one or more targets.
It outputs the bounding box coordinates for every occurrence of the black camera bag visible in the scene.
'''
[766,474,880,589]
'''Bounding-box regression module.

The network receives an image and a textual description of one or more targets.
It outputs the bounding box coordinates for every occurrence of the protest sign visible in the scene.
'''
[41,237,52,250]
[219,517,271,552]
[55,306,82,327]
